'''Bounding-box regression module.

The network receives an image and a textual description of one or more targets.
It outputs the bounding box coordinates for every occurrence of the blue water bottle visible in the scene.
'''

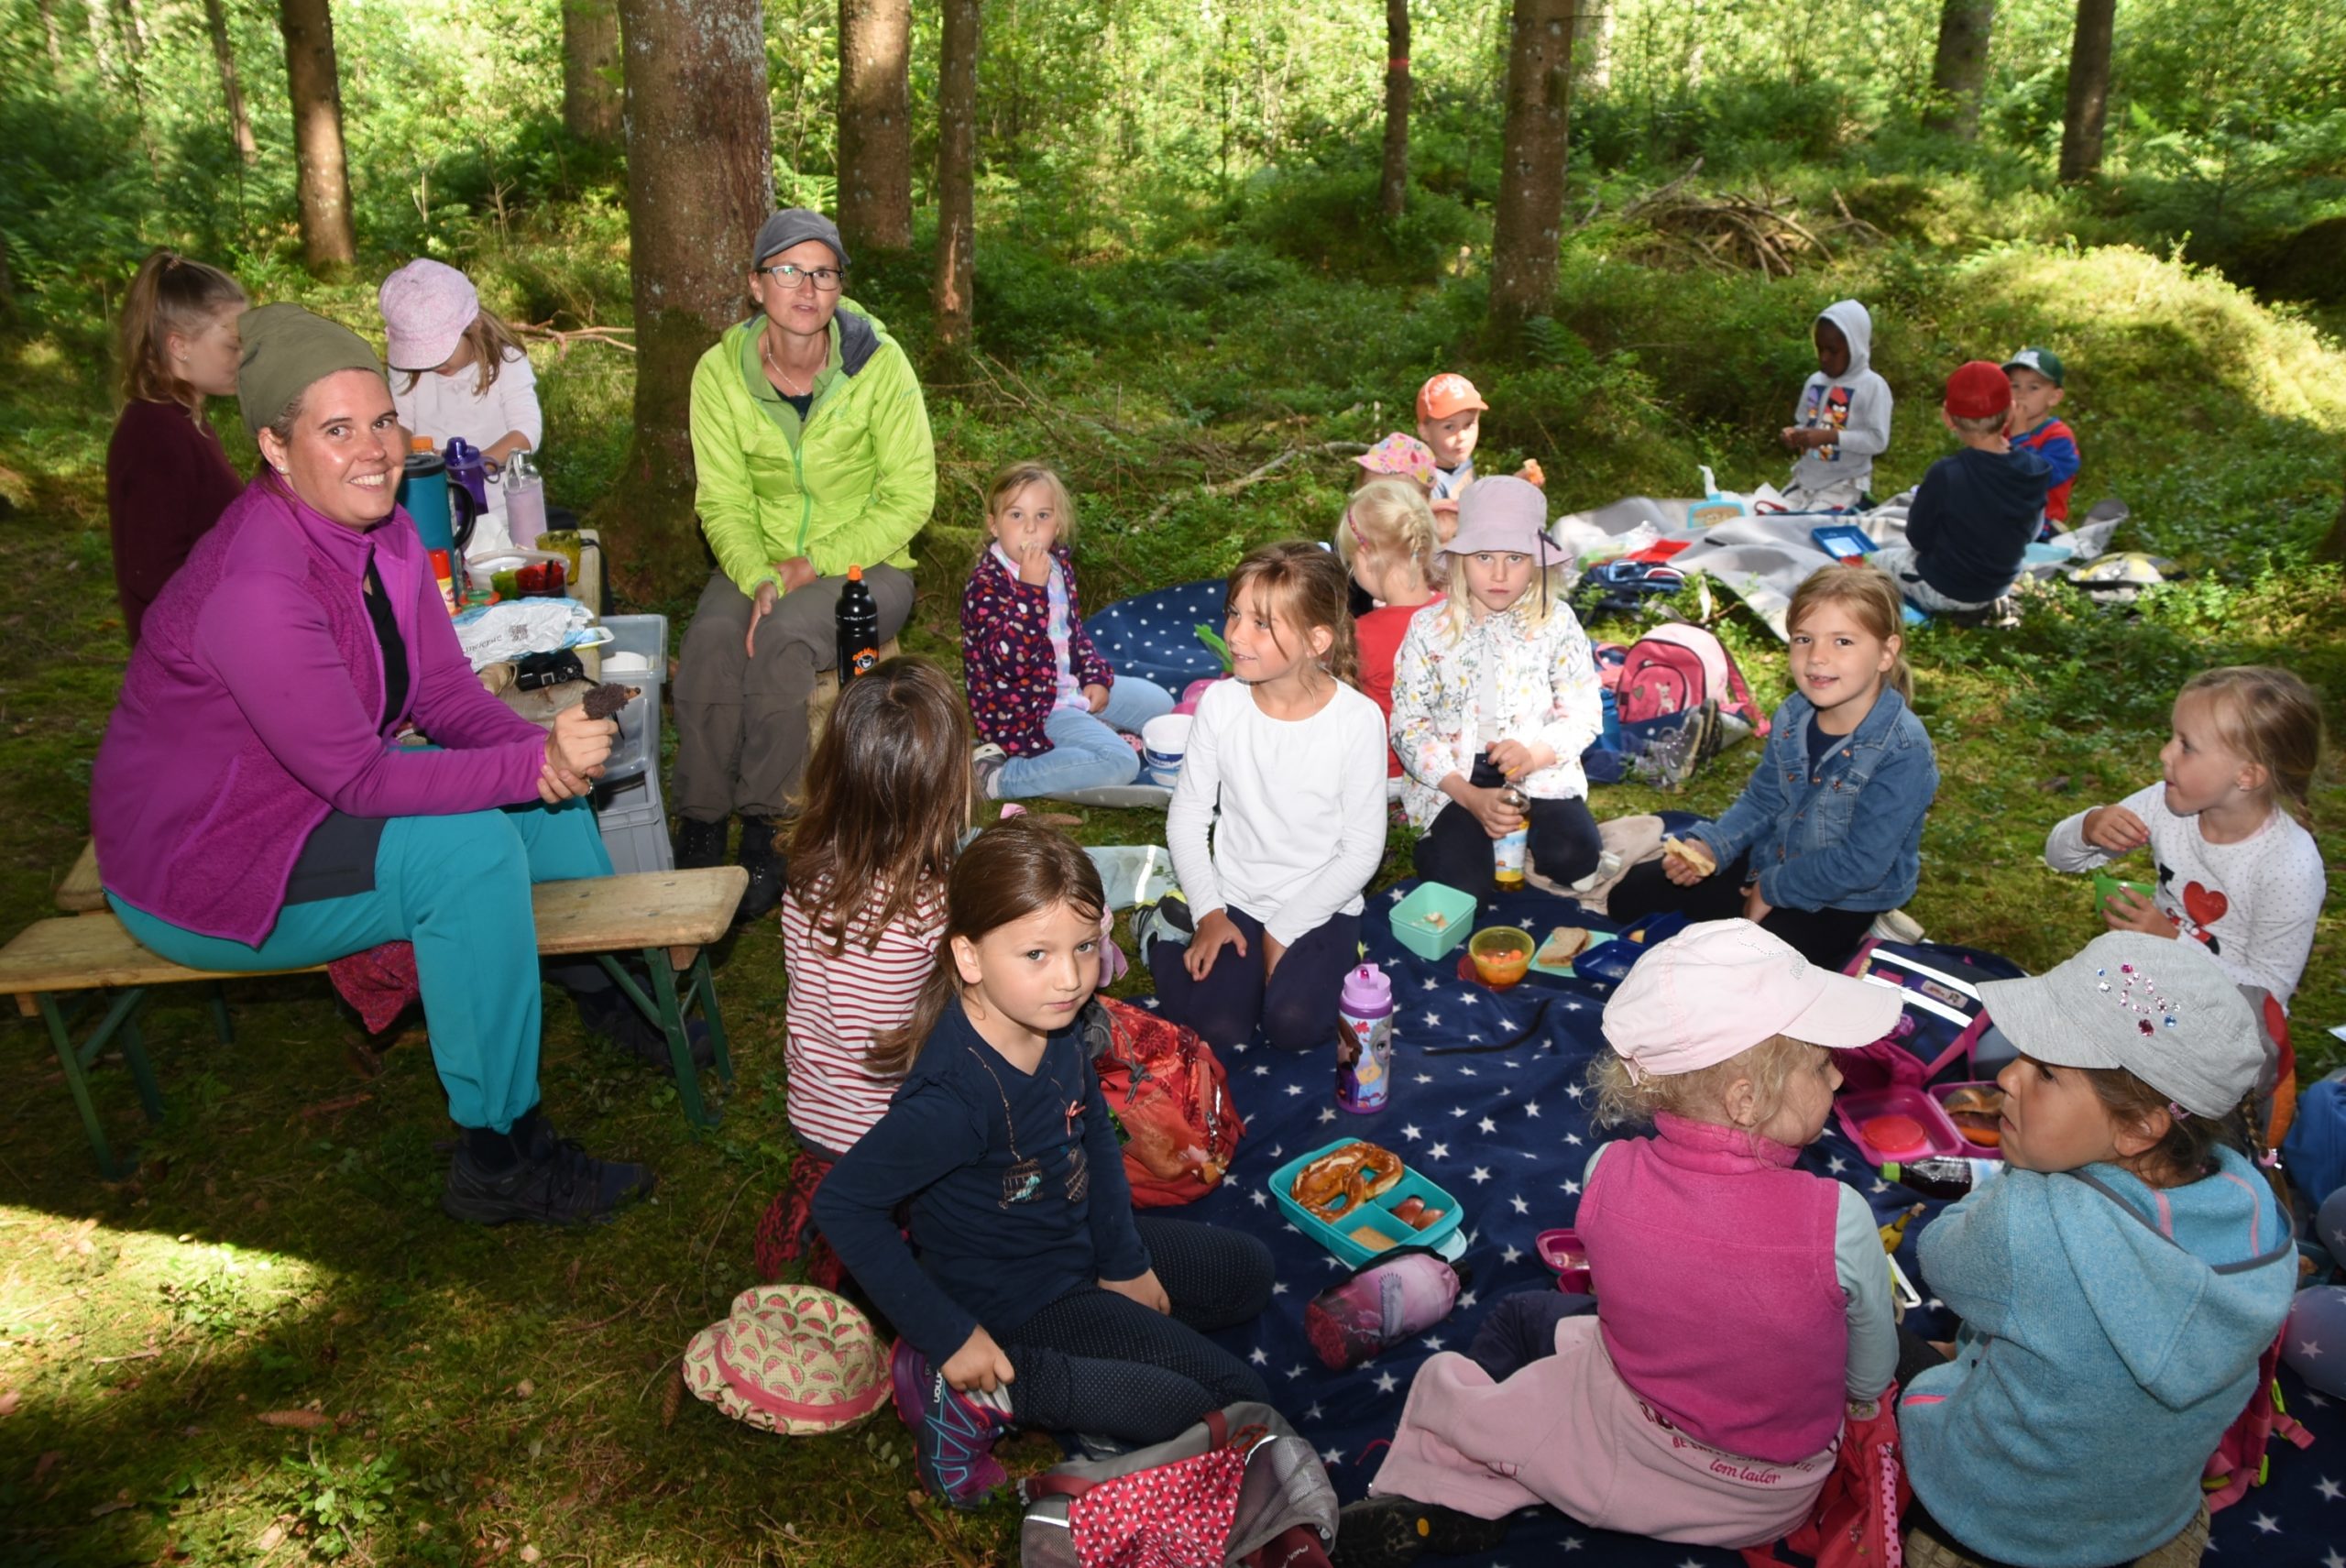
[398,437,454,555]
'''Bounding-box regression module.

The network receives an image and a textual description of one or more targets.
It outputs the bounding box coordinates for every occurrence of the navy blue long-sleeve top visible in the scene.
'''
[812,1002,1151,1362]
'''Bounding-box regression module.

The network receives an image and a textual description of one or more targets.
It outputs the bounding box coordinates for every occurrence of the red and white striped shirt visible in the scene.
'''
[780,875,945,1155]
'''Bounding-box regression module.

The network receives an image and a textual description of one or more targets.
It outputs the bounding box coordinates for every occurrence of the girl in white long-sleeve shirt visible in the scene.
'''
[378,258,546,554]
[1146,542,1388,1052]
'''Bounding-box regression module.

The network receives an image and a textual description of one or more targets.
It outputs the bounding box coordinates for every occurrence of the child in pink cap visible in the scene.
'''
[1334,919,1902,1566]
[377,258,543,553]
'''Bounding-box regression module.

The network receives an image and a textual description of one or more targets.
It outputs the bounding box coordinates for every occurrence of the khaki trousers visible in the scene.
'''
[671,565,915,821]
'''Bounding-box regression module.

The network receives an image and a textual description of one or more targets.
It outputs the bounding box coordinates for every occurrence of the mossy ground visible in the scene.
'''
[1,227,2339,1565]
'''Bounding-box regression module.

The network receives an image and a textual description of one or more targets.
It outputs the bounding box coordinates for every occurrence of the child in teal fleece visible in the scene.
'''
[1897,932,2295,1568]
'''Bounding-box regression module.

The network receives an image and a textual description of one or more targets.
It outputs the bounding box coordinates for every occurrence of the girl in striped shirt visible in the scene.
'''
[752,657,972,1285]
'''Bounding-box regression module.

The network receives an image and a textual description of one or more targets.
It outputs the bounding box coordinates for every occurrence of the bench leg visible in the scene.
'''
[37,986,156,1179]
[591,952,725,1134]
[207,981,235,1046]
[690,949,734,1085]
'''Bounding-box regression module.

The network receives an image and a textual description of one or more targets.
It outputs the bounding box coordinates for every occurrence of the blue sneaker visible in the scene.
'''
[917,1370,1011,1508]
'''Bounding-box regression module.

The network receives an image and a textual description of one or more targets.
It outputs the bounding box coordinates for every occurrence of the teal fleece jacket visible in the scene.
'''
[1900,1146,2294,1566]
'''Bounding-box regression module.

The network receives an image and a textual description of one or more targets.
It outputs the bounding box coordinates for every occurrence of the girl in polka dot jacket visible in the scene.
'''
[962,463,1174,800]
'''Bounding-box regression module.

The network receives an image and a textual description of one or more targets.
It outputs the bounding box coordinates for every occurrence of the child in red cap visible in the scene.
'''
[1870,360,2051,620]
[1414,373,1544,518]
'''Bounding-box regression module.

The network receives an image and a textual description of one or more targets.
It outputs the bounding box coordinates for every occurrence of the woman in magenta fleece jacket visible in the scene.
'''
[90,305,650,1227]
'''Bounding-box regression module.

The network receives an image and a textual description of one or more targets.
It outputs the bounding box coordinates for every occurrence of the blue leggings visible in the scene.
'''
[109,800,611,1133]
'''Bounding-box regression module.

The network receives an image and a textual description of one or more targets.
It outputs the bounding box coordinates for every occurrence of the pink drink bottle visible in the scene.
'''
[1335,964,1396,1113]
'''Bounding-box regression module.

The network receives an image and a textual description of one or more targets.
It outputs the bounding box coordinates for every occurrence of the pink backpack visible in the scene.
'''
[1614,624,1769,738]
[2201,1328,2314,1512]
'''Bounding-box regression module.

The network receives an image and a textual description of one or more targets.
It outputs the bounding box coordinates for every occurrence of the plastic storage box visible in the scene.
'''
[1271,1138,1466,1267]
[1391,882,1477,961]
[1834,1085,1972,1166]
[591,613,673,874]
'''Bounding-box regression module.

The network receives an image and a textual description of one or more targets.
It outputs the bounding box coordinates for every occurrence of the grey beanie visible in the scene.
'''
[753,209,850,271]
[236,303,387,442]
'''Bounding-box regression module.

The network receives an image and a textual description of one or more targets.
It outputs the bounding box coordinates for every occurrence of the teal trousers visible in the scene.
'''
[110,801,612,1133]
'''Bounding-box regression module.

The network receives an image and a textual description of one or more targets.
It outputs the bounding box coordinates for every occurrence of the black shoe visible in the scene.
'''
[674,815,729,871]
[736,815,786,923]
[572,976,716,1075]
[1331,1497,1512,1567]
[441,1130,655,1226]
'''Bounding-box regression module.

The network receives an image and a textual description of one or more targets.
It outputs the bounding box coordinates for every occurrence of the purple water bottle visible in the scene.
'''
[444,437,491,512]
[1335,964,1395,1113]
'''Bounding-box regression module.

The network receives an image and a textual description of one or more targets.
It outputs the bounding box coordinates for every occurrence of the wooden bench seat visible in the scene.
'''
[7,866,749,1176]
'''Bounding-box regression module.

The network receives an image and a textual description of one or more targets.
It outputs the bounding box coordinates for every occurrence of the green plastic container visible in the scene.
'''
[2092,871,2157,916]
[1391,881,1477,961]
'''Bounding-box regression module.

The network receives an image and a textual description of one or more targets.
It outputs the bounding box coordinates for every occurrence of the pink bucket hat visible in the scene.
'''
[378,258,480,371]
[1603,919,1902,1081]
[682,1284,891,1435]
[1438,474,1566,565]
[1354,433,1436,485]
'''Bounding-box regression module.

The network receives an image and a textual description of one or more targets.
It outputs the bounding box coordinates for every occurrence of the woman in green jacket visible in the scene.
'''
[674,209,937,918]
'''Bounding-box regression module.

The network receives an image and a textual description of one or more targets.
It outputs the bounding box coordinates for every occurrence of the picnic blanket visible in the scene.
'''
[1552,496,2129,639]
[1157,877,2337,1566]
[1084,577,1230,695]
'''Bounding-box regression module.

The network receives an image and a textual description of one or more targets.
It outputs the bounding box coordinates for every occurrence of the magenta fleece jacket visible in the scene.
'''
[92,474,549,945]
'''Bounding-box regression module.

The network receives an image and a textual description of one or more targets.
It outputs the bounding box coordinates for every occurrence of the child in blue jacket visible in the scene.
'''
[1608,565,1936,968]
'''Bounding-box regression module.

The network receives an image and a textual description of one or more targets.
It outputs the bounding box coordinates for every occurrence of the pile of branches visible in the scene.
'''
[1617,159,1884,278]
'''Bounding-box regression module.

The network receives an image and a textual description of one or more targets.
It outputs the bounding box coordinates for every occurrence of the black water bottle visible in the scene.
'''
[835,565,881,686]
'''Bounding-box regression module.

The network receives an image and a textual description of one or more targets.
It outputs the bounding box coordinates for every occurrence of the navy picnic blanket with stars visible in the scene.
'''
[1139,881,2340,1567]
[1084,578,1231,696]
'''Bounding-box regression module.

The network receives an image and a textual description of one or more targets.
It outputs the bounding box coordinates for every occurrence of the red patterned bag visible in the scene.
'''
[1084,998,1244,1208]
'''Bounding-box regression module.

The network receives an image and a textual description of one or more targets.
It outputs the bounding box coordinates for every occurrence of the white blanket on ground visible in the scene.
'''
[1549,495,2126,639]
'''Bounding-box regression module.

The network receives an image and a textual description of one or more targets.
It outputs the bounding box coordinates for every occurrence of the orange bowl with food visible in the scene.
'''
[1468,926,1535,989]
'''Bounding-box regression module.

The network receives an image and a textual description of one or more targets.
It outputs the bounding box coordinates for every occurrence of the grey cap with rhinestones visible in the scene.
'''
[1974,932,2262,1118]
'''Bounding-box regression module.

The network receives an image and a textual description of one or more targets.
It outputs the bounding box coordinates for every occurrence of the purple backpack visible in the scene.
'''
[1303,1247,1464,1370]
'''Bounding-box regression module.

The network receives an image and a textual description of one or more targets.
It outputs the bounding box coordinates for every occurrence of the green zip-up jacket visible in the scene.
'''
[688,302,936,598]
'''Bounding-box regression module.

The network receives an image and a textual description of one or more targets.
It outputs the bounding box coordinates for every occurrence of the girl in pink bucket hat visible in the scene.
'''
[1335,919,1904,1565]
[377,258,543,551]
[1388,475,1605,895]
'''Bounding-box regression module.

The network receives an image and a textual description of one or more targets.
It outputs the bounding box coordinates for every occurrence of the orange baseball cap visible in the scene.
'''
[1417,373,1488,422]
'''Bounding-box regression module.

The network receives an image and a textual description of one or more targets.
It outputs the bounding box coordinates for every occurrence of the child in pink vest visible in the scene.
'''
[1335,920,1903,1565]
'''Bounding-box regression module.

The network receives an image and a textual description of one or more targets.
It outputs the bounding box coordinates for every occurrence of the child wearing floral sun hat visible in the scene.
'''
[1896,931,2296,1568]
[1332,920,1903,1565]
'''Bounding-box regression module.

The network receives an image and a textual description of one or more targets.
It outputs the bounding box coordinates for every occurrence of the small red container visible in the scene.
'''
[1834,1085,1969,1166]
[1536,1227,1591,1293]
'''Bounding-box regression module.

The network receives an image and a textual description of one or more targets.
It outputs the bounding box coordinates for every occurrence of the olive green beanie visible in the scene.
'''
[236,303,387,442]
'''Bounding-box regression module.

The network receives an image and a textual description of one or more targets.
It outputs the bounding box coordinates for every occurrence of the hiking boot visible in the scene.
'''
[1131,890,1192,970]
[1330,1497,1512,1566]
[674,815,729,871]
[916,1367,1011,1508]
[1988,594,2023,630]
[889,1337,928,1431]
[735,816,786,923]
[971,742,1008,802]
[1871,907,1926,944]
[441,1127,655,1226]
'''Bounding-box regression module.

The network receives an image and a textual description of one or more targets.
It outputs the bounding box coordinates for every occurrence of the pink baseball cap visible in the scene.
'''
[1417,373,1487,422]
[1354,433,1436,484]
[378,258,480,371]
[1602,919,1901,1082]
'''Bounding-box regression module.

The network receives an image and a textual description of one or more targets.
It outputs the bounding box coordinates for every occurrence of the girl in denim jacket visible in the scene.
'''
[1610,565,1937,967]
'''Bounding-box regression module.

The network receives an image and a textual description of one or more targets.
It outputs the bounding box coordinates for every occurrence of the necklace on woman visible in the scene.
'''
[761,333,814,396]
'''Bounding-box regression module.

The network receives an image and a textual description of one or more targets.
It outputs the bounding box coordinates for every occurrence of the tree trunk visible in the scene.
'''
[837,0,914,255]
[81,0,115,79]
[37,0,65,70]
[203,0,258,162]
[1924,0,1995,138]
[2058,0,2115,182]
[2320,461,2346,563]
[562,0,623,147]
[931,0,979,353]
[604,0,773,601]
[1489,0,1574,335]
[1379,0,1409,219]
[1571,0,1612,92]
[277,0,356,268]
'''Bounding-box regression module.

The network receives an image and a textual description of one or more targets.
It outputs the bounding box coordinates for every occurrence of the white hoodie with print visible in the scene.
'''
[1789,299,1893,498]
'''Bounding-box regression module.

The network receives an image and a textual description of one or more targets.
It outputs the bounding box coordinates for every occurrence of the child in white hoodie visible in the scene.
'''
[1780,299,1892,512]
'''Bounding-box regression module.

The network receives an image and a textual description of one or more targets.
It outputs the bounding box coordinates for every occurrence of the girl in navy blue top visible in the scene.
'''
[814,820,1273,1508]
[1610,564,1938,968]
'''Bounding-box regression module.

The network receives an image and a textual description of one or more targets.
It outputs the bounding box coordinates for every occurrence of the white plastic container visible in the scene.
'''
[1140,713,1193,788]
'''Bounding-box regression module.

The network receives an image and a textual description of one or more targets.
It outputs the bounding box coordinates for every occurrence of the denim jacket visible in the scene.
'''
[1689,687,1936,913]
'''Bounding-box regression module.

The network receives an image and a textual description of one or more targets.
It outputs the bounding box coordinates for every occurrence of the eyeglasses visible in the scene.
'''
[758,263,844,291]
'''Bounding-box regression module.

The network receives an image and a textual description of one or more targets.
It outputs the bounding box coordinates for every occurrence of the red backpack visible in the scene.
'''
[1614,624,1769,760]
[1085,997,1244,1208]
[2201,1328,2314,1512]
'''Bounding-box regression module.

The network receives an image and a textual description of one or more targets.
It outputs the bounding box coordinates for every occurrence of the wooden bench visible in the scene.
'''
[57,841,238,1047]
[5,866,750,1177]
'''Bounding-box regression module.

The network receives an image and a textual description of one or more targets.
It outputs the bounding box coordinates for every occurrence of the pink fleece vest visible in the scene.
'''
[1578,1112,1847,1464]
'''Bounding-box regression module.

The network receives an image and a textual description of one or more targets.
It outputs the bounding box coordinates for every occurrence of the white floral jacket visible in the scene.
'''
[1388,597,1606,830]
